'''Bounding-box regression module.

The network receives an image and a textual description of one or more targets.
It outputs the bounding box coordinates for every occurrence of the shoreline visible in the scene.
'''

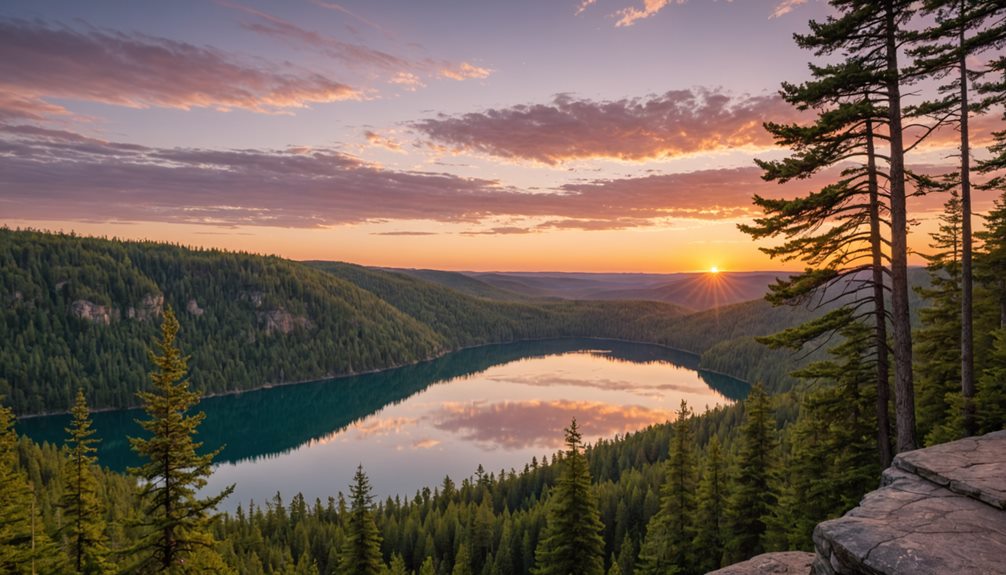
[15,335,750,420]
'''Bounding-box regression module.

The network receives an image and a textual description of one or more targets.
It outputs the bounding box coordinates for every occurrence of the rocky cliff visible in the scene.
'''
[711,430,1006,575]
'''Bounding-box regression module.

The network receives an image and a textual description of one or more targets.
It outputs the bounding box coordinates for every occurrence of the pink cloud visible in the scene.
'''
[224,2,491,86]
[431,399,674,450]
[413,89,805,164]
[615,0,675,27]
[0,122,976,231]
[0,19,360,114]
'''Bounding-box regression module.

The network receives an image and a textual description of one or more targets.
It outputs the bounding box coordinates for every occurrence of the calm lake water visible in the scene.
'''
[17,339,747,511]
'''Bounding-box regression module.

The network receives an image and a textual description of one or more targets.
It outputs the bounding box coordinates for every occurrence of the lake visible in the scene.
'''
[16,338,747,511]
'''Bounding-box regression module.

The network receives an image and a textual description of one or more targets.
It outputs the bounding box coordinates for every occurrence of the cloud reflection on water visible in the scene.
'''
[430,399,674,451]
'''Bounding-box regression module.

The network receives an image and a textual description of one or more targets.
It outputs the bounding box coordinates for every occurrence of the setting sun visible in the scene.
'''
[710,266,719,274]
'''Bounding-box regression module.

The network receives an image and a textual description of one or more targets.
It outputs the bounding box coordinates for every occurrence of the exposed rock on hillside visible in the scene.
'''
[126,293,163,321]
[257,308,313,335]
[186,298,205,316]
[70,299,114,325]
[813,430,1006,575]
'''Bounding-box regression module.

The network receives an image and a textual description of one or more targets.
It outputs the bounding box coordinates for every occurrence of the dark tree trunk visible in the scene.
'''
[884,0,918,452]
[958,0,976,436]
[866,117,894,466]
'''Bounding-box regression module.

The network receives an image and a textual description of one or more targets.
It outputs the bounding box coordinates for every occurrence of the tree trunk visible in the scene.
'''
[958,1,976,436]
[866,117,893,466]
[885,0,918,452]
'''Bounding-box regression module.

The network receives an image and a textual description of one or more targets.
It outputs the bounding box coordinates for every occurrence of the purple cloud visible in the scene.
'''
[413,89,805,164]
[0,18,360,114]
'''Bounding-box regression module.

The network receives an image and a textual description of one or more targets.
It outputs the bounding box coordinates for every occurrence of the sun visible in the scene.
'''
[710,266,719,274]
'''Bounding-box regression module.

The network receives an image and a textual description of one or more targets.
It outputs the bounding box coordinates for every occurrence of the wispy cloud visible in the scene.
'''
[0,122,966,231]
[223,1,491,86]
[413,88,804,164]
[0,18,360,114]
[615,0,674,27]
[770,0,808,19]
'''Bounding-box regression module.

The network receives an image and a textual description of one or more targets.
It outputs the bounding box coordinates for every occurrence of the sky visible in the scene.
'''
[0,0,1001,272]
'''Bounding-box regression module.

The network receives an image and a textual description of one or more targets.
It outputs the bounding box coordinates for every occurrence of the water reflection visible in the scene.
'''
[17,338,748,507]
[431,399,675,450]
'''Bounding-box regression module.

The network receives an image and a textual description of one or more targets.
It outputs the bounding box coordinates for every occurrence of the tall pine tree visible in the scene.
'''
[692,436,728,573]
[339,465,384,575]
[533,419,605,575]
[724,384,777,564]
[637,401,696,575]
[61,389,112,574]
[129,307,233,572]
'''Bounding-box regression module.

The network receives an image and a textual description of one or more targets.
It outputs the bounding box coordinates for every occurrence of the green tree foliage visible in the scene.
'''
[766,322,880,550]
[129,308,233,572]
[61,389,112,574]
[340,465,385,575]
[0,401,52,574]
[637,401,695,575]
[909,0,1005,437]
[692,436,728,573]
[915,192,966,443]
[532,420,605,575]
[724,384,777,564]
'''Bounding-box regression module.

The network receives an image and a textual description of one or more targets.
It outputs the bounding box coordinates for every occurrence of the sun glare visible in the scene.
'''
[710,266,719,274]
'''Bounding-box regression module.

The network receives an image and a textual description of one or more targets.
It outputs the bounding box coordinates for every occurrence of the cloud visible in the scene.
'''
[770,0,808,18]
[431,399,673,450]
[371,231,439,236]
[3,122,970,231]
[413,88,804,164]
[0,18,360,114]
[224,2,491,86]
[364,130,404,152]
[575,0,599,15]
[615,0,675,27]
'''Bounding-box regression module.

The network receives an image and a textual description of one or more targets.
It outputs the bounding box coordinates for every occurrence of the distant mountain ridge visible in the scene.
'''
[386,268,786,311]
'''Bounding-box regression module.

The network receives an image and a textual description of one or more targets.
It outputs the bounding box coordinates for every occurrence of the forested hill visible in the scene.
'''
[1,229,835,416]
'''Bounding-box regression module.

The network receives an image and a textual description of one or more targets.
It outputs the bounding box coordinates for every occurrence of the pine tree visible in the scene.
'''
[532,419,605,575]
[129,307,233,572]
[418,556,436,575]
[692,436,728,573]
[61,389,112,573]
[767,323,880,550]
[0,401,52,574]
[909,0,1004,437]
[724,384,777,564]
[740,32,898,465]
[915,191,966,443]
[976,329,1006,433]
[339,465,384,575]
[637,401,695,575]
[794,0,919,452]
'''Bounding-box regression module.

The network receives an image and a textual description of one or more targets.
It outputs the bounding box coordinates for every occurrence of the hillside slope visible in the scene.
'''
[0,229,446,415]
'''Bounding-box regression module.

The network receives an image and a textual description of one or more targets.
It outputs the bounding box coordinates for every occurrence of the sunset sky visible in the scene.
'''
[0,0,1001,272]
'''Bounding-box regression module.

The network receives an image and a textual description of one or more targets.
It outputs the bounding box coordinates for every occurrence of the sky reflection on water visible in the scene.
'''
[18,339,746,511]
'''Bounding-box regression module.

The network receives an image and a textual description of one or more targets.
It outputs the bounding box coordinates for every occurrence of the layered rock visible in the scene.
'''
[813,430,1006,575]
[256,308,313,335]
[709,552,815,574]
[70,299,114,325]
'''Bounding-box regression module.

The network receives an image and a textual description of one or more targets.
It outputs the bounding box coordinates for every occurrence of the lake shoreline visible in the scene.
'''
[16,335,750,420]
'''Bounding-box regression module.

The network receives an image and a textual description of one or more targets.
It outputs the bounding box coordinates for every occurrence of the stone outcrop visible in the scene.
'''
[70,300,114,325]
[716,431,1006,575]
[186,298,205,316]
[126,293,164,321]
[256,308,313,335]
[813,430,1006,575]
[709,552,815,574]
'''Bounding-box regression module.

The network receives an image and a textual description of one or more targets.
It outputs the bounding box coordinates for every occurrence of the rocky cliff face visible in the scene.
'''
[712,431,1006,575]
[256,308,314,335]
[813,430,1006,575]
